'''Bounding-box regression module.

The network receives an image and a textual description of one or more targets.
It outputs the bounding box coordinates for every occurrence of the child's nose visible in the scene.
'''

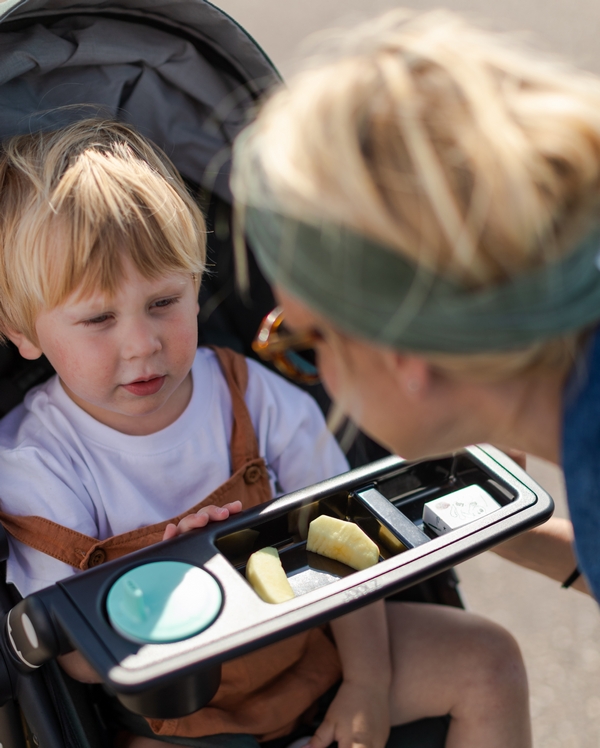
[121,317,162,359]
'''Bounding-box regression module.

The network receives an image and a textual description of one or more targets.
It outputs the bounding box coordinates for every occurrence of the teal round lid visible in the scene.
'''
[106,561,222,644]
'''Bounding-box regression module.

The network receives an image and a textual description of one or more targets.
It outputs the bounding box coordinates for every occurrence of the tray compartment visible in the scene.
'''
[4,447,553,718]
[215,488,411,597]
[215,451,520,598]
[374,453,518,532]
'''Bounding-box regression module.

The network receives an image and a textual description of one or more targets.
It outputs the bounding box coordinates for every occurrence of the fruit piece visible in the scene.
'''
[307,515,379,570]
[246,547,295,604]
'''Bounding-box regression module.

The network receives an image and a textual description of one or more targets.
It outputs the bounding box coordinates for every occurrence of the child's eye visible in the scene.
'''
[152,297,179,310]
[82,314,111,326]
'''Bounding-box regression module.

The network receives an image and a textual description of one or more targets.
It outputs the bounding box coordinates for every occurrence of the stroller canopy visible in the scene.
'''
[0,0,282,413]
[0,0,280,199]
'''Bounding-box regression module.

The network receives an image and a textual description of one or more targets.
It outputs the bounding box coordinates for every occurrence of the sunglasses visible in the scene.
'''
[252,307,321,384]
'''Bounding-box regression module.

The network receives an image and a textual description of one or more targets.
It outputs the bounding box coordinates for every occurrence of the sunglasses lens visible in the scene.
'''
[285,350,318,379]
[253,307,321,384]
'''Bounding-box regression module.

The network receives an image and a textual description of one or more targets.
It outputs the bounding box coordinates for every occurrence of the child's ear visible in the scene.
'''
[5,330,43,360]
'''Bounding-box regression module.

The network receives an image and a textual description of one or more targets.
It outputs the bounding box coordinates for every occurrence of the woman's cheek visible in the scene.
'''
[315,347,339,401]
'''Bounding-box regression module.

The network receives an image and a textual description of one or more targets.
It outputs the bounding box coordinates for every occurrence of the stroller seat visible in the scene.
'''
[0,2,456,745]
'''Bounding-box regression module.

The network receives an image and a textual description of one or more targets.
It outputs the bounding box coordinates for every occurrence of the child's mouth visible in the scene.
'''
[123,376,166,397]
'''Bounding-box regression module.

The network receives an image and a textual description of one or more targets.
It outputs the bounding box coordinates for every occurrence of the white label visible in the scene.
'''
[423,485,501,535]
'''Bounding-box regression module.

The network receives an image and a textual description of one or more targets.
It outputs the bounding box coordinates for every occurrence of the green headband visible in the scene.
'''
[245,206,600,353]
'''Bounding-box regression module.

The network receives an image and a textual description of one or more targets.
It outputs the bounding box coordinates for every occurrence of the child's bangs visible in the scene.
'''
[40,145,206,306]
[66,209,205,305]
[0,120,207,342]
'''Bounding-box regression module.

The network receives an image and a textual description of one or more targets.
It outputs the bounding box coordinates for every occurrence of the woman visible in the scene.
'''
[231,9,597,601]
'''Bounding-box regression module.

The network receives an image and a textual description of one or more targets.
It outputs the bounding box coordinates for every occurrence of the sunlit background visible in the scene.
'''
[214,1,600,745]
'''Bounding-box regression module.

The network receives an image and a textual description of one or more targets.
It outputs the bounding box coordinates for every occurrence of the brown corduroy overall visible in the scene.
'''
[0,347,341,741]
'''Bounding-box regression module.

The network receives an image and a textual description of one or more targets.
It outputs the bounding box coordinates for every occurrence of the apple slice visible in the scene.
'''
[246,547,295,604]
[307,515,379,570]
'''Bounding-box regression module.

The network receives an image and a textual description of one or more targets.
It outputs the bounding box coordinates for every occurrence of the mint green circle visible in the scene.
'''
[106,561,222,644]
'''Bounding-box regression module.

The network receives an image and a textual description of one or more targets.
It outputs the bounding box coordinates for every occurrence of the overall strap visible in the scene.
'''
[0,347,272,572]
[209,346,259,472]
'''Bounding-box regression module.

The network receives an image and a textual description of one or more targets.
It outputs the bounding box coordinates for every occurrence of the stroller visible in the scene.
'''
[0,1,505,746]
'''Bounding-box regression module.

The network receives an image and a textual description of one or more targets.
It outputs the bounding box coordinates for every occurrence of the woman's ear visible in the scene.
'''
[5,330,43,360]
[385,351,432,399]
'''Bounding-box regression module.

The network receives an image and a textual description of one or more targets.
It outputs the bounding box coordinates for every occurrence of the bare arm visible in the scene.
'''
[492,517,590,595]
[310,602,392,748]
[330,601,392,688]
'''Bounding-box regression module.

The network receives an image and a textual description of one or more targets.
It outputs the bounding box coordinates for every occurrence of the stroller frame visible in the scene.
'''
[0,2,552,747]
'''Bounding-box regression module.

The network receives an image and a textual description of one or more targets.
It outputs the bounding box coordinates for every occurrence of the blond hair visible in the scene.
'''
[0,119,206,343]
[233,10,600,379]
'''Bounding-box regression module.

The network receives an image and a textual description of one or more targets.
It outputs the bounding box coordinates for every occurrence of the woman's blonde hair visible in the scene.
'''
[233,10,600,380]
[0,118,206,343]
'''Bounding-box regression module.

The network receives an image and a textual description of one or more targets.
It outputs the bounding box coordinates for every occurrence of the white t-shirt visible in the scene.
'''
[0,348,348,597]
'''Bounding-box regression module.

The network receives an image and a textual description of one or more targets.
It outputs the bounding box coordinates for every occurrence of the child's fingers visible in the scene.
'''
[198,505,231,523]
[176,505,233,535]
[308,719,335,748]
[162,523,178,541]
[222,500,243,515]
[164,504,241,540]
[177,512,211,533]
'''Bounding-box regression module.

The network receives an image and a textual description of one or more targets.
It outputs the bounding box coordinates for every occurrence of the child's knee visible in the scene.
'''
[462,615,528,695]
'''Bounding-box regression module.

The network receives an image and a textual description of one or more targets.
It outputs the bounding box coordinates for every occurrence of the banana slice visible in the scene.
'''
[246,547,295,604]
[307,515,379,570]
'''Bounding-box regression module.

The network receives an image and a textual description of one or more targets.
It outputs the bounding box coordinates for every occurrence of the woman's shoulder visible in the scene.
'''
[562,327,600,445]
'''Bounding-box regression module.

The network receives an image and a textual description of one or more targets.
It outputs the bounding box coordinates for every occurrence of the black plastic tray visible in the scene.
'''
[4,446,553,717]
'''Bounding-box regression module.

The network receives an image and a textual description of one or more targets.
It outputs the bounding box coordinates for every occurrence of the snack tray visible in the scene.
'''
[4,445,553,717]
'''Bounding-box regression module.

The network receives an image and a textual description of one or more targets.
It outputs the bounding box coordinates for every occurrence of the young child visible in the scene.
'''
[0,119,530,748]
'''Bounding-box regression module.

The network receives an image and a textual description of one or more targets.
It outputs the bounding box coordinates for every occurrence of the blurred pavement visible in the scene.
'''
[214,1,600,744]
[216,0,600,78]
[460,459,600,748]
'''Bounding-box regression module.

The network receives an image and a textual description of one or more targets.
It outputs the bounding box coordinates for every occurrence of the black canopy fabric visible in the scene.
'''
[0,0,280,412]
[0,0,279,199]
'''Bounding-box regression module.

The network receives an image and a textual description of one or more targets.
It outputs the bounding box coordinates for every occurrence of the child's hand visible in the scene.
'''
[162,501,243,540]
[308,680,390,748]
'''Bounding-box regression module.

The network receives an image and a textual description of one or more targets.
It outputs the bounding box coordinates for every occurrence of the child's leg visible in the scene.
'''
[126,736,260,748]
[387,601,531,748]
[127,738,178,748]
